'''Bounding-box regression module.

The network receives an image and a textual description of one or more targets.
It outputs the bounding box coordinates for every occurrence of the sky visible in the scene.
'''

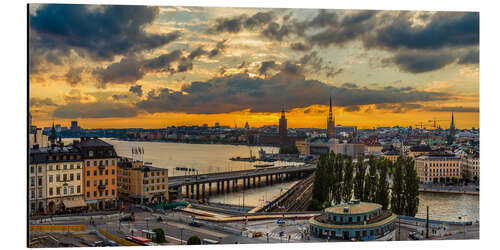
[28,4,479,129]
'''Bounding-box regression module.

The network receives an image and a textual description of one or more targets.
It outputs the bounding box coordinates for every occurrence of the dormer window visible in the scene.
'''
[89,151,94,157]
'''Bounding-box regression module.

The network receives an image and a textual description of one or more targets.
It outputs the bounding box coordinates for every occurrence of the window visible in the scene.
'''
[94,170,97,176]
[94,180,97,186]
[63,165,67,170]
[94,161,97,166]
[38,177,42,186]
[86,161,90,167]
[63,174,67,181]
[38,190,42,197]
[77,185,80,193]
[38,166,42,173]
[77,173,80,181]
[94,191,97,197]
[31,190,35,198]
[56,165,60,170]
[105,160,108,166]
[56,187,61,195]
[111,189,115,196]
[49,175,53,183]
[112,160,115,165]
[30,166,34,174]
[99,170,103,176]
[112,179,115,185]
[105,190,108,196]
[76,164,80,169]
[112,169,115,175]
[49,188,53,196]
[31,177,35,187]
[89,151,94,157]
[99,180,103,186]
[70,174,74,181]
[105,169,108,175]
[63,187,67,195]
[49,165,53,171]
[87,192,90,198]
[105,179,108,185]
[87,180,90,186]
[70,186,74,194]
[99,190,103,197]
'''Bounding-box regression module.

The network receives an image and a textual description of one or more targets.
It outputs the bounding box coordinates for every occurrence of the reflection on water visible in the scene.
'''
[209,181,299,208]
[416,192,479,222]
[63,138,479,222]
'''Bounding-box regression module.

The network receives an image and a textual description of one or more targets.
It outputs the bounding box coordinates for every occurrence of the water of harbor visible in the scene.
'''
[63,138,479,222]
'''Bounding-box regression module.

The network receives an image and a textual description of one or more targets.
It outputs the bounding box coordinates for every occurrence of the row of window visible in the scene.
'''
[30,189,43,199]
[143,178,166,184]
[86,189,115,198]
[143,171,166,178]
[47,185,81,196]
[86,169,115,176]
[48,154,81,161]
[145,185,166,192]
[86,159,115,167]
[48,173,81,183]
[86,178,115,186]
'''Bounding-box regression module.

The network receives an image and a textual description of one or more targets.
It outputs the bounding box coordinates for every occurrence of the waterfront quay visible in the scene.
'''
[168,164,316,200]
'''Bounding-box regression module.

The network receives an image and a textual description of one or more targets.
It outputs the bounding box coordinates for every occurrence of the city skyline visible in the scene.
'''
[29,5,479,130]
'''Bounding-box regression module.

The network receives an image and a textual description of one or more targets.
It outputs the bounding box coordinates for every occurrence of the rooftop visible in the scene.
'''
[325,201,381,215]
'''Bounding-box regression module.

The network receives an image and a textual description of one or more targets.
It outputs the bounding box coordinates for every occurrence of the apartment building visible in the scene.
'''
[414,154,462,184]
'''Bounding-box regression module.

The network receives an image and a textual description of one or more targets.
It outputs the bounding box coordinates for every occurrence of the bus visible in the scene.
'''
[126,236,153,246]
[202,238,220,244]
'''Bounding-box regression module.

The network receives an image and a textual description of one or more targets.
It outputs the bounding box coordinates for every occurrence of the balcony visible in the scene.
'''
[98,185,106,190]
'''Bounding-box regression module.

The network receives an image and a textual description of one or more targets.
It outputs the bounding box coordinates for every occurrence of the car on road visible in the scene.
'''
[253,232,264,238]
[120,215,134,222]
[409,232,422,240]
[189,221,202,227]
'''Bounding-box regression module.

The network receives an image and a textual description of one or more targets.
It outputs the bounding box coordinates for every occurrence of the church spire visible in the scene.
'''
[50,122,57,144]
[281,104,285,118]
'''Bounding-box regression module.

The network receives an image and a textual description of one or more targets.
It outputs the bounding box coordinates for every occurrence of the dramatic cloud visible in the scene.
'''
[30,97,59,107]
[383,50,456,73]
[458,48,479,65]
[30,4,181,62]
[53,101,138,118]
[135,73,449,114]
[258,61,279,75]
[64,67,84,86]
[112,94,129,100]
[129,85,143,97]
[209,11,274,33]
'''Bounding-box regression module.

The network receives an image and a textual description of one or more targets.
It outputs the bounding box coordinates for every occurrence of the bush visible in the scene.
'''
[187,235,201,245]
[152,228,167,243]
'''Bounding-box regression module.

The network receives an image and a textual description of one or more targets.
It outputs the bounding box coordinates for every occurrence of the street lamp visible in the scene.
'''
[459,214,467,239]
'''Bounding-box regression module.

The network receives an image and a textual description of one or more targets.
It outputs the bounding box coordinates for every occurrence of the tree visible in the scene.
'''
[311,153,329,207]
[403,157,419,217]
[365,157,378,202]
[342,156,354,203]
[391,157,405,215]
[353,155,366,200]
[375,160,390,209]
[330,152,344,205]
[187,236,201,245]
[152,228,167,243]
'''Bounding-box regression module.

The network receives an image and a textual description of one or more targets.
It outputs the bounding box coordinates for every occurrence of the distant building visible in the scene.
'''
[414,154,462,184]
[408,144,433,158]
[305,138,365,158]
[309,200,396,241]
[462,152,479,182]
[70,121,81,132]
[258,104,296,146]
[117,158,169,204]
[447,112,456,145]
[279,104,287,139]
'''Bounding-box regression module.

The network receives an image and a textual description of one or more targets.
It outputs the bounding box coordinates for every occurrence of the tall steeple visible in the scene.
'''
[327,96,335,139]
[49,122,57,145]
[448,112,456,145]
[281,104,285,118]
[279,104,287,139]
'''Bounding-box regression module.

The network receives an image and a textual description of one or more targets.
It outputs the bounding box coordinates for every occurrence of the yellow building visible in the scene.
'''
[415,154,462,184]
[295,139,307,155]
[381,152,400,163]
[118,158,169,203]
[462,153,479,182]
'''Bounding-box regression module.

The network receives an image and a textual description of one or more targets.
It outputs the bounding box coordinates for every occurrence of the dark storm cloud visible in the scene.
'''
[458,48,479,65]
[261,22,294,41]
[53,101,138,118]
[209,11,274,33]
[30,97,59,107]
[428,106,479,113]
[129,85,143,97]
[30,4,181,62]
[343,105,361,112]
[258,61,278,75]
[188,46,207,60]
[308,10,338,27]
[135,73,449,114]
[383,50,456,73]
[290,42,311,51]
[375,103,424,113]
[64,67,84,86]
[365,12,479,51]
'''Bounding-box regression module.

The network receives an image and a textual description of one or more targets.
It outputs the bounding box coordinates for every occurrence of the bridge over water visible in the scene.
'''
[168,164,316,200]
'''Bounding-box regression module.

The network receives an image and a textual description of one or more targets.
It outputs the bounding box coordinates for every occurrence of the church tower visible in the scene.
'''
[49,122,57,145]
[448,112,456,145]
[279,104,287,139]
[327,96,335,139]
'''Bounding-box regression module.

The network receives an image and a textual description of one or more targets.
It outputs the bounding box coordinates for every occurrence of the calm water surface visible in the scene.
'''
[63,138,479,222]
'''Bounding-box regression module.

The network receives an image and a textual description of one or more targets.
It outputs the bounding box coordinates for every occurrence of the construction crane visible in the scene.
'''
[428,119,449,129]
[415,122,425,129]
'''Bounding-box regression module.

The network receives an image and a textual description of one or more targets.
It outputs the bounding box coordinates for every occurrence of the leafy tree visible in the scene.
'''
[403,157,419,217]
[365,158,378,202]
[152,228,167,243]
[391,157,405,215]
[311,154,329,206]
[375,161,390,209]
[187,236,201,245]
[353,155,366,200]
[342,156,354,203]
